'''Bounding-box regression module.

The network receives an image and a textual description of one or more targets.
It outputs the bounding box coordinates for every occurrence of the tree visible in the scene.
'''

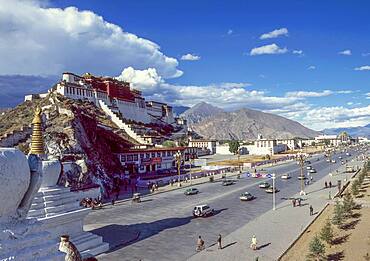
[342,193,356,217]
[162,140,176,147]
[307,235,326,261]
[332,200,344,227]
[229,140,240,154]
[351,179,360,196]
[320,220,334,246]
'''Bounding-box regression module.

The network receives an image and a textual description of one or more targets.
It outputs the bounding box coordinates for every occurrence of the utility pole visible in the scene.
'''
[174,150,182,187]
[272,173,276,210]
[298,153,306,195]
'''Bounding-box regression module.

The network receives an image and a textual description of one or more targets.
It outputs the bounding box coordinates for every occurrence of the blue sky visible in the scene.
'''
[0,0,369,130]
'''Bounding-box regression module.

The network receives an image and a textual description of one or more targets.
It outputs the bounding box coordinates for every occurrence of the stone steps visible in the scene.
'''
[29,201,80,218]
[71,232,110,258]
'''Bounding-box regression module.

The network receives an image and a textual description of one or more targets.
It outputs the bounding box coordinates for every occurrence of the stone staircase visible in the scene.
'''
[98,100,152,145]
[28,186,109,258]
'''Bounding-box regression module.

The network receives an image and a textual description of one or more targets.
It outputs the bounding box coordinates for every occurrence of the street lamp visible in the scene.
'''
[272,173,276,210]
[174,150,182,187]
[297,152,306,195]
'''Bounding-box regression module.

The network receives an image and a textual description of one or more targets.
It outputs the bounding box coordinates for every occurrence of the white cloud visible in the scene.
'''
[259,28,288,39]
[307,65,316,70]
[338,49,352,56]
[180,54,201,61]
[285,90,333,98]
[362,53,370,57]
[115,67,163,92]
[354,65,370,71]
[337,90,353,94]
[347,102,353,105]
[366,93,370,99]
[0,0,182,78]
[250,44,288,56]
[227,29,233,35]
[292,50,304,55]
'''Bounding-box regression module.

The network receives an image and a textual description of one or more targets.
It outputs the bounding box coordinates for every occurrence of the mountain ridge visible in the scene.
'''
[181,102,319,139]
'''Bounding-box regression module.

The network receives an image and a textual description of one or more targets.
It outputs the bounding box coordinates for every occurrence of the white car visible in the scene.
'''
[193,205,214,217]
[309,169,316,173]
[306,166,312,170]
[281,174,291,179]
[239,192,255,201]
[331,160,336,163]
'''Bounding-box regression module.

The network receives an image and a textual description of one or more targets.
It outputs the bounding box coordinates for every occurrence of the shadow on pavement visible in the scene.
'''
[222,241,237,249]
[257,242,271,250]
[91,215,194,252]
[327,250,345,261]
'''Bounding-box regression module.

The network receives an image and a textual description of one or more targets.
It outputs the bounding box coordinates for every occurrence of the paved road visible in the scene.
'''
[84,149,360,261]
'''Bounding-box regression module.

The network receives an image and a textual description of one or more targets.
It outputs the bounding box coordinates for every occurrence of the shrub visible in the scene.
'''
[351,179,360,196]
[320,220,334,246]
[342,193,356,217]
[332,200,344,226]
[307,235,326,260]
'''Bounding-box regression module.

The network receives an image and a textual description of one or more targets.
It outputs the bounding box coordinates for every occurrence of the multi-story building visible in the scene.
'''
[117,146,198,175]
[55,72,175,125]
[245,135,287,155]
[188,137,217,155]
[277,138,303,150]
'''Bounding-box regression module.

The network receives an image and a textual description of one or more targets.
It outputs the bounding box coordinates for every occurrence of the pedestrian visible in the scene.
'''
[292,198,296,207]
[298,198,302,207]
[310,176,313,183]
[329,181,332,188]
[250,235,257,250]
[111,198,115,206]
[196,236,205,251]
[328,190,332,200]
[309,205,313,216]
[325,181,328,188]
[217,234,222,249]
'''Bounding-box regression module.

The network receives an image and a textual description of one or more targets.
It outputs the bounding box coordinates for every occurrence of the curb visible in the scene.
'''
[278,165,363,260]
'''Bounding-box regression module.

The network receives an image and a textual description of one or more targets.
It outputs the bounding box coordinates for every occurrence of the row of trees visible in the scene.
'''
[307,160,369,260]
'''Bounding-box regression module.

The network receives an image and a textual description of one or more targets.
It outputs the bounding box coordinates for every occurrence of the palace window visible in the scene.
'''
[133,154,138,161]
[121,155,126,162]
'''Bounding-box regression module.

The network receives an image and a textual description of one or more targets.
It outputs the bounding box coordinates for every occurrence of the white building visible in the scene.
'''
[53,72,175,125]
[315,135,341,146]
[277,138,303,150]
[246,138,287,156]
[188,138,217,155]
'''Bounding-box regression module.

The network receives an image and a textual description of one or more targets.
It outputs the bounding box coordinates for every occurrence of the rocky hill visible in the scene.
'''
[183,103,318,139]
[180,102,224,124]
[0,93,136,194]
[323,124,370,138]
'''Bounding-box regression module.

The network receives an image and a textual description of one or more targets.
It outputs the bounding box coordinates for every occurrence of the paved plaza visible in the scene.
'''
[83,150,363,261]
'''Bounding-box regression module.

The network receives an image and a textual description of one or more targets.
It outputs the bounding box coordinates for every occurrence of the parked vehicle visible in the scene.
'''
[281,174,291,179]
[222,180,235,186]
[265,187,279,193]
[298,176,307,180]
[193,205,214,217]
[259,182,270,188]
[309,169,316,173]
[306,166,312,170]
[239,192,255,201]
[184,188,199,195]
[331,160,336,163]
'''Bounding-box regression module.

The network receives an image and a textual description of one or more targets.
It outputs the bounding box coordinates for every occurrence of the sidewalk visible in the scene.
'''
[188,160,364,261]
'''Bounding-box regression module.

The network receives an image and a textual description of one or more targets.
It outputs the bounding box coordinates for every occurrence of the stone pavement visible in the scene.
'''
[188,159,364,261]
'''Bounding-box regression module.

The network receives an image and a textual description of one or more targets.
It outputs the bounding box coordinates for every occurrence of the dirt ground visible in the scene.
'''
[207,154,285,166]
[281,176,370,261]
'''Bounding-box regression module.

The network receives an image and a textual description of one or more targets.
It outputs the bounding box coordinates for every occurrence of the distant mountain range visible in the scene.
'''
[172,105,190,116]
[180,102,224,125]
[180,102,319,140]
[322,124,370,138]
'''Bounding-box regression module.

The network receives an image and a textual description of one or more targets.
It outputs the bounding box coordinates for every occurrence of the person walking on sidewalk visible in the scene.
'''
[325,181,328,188]
[250,235,257,250]
[217,234,222,249]
[329,181,332,188]
[309,205,313,216]
[196,236,205,251]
